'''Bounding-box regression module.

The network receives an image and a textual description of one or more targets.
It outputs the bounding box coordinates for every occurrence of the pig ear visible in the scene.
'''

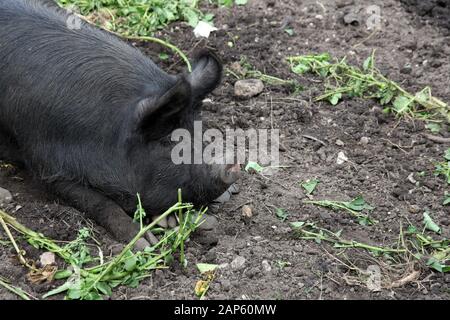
[135,78,191,132]
[187,51,222,100]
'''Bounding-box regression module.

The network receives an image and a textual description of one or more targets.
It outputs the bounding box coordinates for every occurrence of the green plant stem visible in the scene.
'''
[0,278,32,300]
[297,229,405,254]
[123,35,192,72]
[303,200,370,222]
[84,202,190,294]
[177,188,185,265]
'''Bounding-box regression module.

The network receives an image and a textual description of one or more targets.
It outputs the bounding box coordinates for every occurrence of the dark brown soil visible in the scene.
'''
[1,0,450,300]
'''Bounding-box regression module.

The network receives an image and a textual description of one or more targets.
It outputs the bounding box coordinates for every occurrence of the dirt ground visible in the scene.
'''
[1,0,449,300]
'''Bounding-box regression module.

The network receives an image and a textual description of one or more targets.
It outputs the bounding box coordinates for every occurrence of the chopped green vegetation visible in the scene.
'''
[57,0,246,36]
[303,196,376,226]
[301,179,319,195]
[0,191,205,300]
[423,211,441,234]
[443,193,450,206]
[291,220,450,273]
[287,52,449,124]
[227,56,302,92]
[0,276,33,300]
[275,208,289,222]
[434,148,450,184]
[244,161,264,173]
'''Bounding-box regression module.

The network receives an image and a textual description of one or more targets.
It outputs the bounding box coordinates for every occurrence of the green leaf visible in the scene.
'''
[96,282,112,297]
[284,28,294,36]
[276,208,289,222]
[427,257,444,272]
[363,55,373,71]
[345,196,374,212]
[444,148,450,161]
[235,0,248,5]
[196,263,218,274]
[415,90,430,103]
[301,179,319,195]
[291,63,310,75]
[203,13,215,22]
[290,221,305,229]
[67,288,81,300]
[407,225,418,234]
[444,193,450,205]
[423,211,441,234]
[329,92,342,105]
[123,255,138,272]
[83,291,102,300]
[159,53,169,60]
[392,95,411,114]
[245,161,264,173]
[183,8,199,28]
[380,89,395,105]
[426,123,441,133]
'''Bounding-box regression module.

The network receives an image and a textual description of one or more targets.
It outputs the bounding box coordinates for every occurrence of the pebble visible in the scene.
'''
[231,256,246,269]
[242,205,253,219]
[360,137,370,145]
[0,187,13,205]
[343,12,360,26]
[234,79,264,98]
[196,214,218,231]
[262,260,272,273]
[336,151,348,164]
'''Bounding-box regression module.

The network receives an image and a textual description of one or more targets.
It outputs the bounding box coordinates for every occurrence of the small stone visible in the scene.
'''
[336,151,348,165]
[231,256,246,269]
[234,79,264,98]
[360,137,370,145]
[0,187,12,205]
[343,12,360,26]
[242,205,253,218]
[262,260,272,272]
[196,214,218,231]
[40,252,56,266]
[335,139,345,146]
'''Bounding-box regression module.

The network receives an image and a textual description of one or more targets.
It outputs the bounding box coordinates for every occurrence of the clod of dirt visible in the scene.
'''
[336,151,349,164]
[343,12,360,26]
[359,137,370,145]
[234,79,264,99]
[0,187,12,204]
[230,256,246,269]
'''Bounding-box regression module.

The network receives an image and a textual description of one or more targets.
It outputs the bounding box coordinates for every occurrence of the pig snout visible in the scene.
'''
[212,163,241,186]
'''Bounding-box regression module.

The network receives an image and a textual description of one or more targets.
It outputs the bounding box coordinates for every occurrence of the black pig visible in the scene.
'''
[0,0,239,248]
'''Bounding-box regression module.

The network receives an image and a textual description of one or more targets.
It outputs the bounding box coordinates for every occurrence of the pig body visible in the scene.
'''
[0,0,237,246]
